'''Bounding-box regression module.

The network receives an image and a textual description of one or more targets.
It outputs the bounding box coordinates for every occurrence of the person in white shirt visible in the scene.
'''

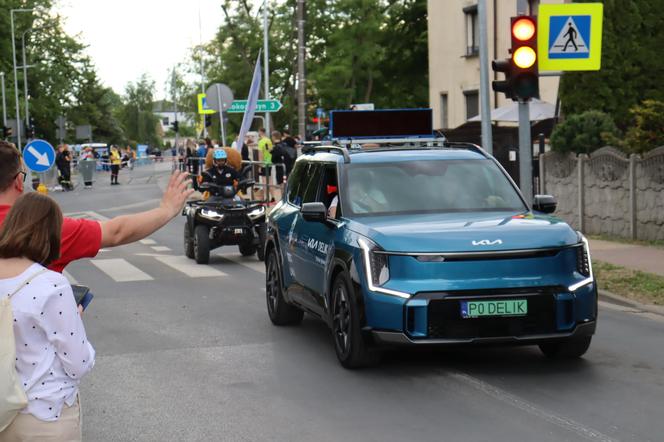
[0,192,94,442]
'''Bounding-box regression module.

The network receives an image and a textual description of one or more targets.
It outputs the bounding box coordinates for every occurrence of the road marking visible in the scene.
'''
[97,198,160,213]
[151,246,172,252]
[91,258,154,282]
[449,372,618,442]
[140,239,157,245]
[153,255,227,278]
[215,252,265,273]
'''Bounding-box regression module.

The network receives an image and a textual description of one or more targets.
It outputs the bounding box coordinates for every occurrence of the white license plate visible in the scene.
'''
[234,228,244,235]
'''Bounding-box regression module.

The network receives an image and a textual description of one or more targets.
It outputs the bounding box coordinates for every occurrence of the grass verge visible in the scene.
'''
[593,260,664,306]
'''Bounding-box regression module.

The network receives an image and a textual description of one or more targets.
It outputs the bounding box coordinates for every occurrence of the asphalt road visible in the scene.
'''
[48,164,664,442]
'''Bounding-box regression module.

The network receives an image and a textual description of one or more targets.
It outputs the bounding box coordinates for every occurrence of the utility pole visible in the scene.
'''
[198,2,207,138]
[172,69,179,153]
[1,72,7,127]
[21,31,30,130]
[263,0,270,133]
[11,9,34,150]
[478,0,493,154]
[297,0,306,140]
[516,0,532,204]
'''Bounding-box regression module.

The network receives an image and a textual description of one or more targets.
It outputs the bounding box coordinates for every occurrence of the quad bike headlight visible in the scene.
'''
[200,209,224,221]
[247,206,266,221]
[357,237,410,299]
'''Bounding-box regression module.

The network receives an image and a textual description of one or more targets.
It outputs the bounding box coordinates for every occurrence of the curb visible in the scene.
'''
[598,289,664,316]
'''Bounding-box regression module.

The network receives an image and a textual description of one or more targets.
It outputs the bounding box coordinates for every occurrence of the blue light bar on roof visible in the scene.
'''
[330,108,433,139]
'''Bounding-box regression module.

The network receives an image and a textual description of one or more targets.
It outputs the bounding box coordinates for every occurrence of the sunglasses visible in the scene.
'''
[15,171,27,182]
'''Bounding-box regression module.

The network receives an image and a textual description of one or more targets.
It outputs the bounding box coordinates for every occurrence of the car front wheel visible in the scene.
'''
[331,271,379,369]
[266,249,303,325]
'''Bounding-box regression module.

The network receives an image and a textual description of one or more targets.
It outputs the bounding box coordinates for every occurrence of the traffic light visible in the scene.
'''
[492,15,539,101]
[491,58,514,100]
[204,115,212,127]
[2,126,12,139]
[172,120,179,133]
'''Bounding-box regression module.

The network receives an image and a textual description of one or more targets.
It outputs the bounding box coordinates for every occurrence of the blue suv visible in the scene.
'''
[264,141,596,368]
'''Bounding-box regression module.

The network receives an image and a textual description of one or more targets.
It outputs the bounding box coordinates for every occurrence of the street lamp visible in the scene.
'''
[10,8,34,150]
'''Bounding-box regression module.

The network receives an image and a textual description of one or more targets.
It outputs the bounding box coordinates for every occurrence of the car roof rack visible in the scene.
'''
[301,143,351,163]
[301,138,488,163]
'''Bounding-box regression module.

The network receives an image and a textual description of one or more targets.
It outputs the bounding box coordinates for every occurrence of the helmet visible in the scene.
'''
[213,148,227,160]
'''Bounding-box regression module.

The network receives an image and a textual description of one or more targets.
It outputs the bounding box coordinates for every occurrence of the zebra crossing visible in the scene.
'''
[62,210,265,284]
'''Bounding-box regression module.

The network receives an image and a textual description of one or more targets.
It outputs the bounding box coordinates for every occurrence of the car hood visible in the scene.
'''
[346,211,579,253]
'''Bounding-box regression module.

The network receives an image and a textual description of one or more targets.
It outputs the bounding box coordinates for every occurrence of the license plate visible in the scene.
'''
[234,228,244,235]
[460,299,528,318]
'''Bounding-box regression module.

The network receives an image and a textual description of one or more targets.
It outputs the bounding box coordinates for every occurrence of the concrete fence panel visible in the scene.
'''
[541,145,664,241]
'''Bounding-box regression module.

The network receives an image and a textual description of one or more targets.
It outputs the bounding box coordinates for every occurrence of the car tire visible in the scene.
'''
[184,223,194,259]
[331,271,379,369]
[539,336,592,359]
[193,225,211,264]
[239,242,257,256]
[266,249,303,325]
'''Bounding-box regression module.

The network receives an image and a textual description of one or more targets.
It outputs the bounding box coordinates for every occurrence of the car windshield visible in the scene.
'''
[342,159,526,216]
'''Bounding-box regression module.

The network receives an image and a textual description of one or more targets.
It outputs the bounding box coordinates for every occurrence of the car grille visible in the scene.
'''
[427,292,557,339]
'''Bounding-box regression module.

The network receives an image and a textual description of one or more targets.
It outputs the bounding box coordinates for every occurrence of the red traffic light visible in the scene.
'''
[512,17,536,41]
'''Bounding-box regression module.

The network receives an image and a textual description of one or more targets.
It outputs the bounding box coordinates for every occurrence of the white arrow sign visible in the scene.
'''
[27,145,51,166]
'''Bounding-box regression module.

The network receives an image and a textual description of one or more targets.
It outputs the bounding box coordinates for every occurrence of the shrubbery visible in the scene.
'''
[550,110,619,154]
[551,100,664,154]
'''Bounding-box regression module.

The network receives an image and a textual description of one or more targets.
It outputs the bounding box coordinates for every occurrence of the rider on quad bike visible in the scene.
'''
[202,148,240,190]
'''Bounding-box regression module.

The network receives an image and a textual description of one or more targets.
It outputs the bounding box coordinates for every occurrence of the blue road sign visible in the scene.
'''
[316,107,324,118]
[548,15,591,59]
[23,139,56,173]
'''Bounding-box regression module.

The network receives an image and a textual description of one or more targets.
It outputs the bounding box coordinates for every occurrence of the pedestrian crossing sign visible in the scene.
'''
[538,3,603,71]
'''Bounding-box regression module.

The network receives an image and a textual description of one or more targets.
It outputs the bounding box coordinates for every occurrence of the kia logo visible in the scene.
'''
[472,239,503,246]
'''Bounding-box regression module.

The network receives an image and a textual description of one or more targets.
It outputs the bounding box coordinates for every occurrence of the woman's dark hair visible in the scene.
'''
[0,193,63,265]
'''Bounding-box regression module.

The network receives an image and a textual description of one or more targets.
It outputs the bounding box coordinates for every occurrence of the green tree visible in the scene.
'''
[622,100,664,154]
[550,110,619,154]
[119,74,162,147]
[559,0,664,128]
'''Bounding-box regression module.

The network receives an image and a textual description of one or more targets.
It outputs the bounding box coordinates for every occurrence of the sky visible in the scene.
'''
[60,0,225,99]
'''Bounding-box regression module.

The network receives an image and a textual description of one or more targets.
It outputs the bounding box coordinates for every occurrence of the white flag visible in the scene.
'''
[236,51,262,151]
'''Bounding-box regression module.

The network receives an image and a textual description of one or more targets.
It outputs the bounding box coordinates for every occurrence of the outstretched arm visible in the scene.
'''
[100,171,194,248]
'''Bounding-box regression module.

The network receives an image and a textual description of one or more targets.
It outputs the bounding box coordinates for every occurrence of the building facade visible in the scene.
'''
[427,0,564,130]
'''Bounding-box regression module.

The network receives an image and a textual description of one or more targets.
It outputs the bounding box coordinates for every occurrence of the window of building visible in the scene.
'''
[463,5,479,57]
[162,117,169,126]
[439,93,448,129]
[464,90,479,121]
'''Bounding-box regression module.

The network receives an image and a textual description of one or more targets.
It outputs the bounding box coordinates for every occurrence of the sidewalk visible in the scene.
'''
[589,238,664,277]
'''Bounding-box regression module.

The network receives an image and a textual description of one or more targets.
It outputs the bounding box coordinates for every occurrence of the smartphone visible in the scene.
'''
[71,285,94,311]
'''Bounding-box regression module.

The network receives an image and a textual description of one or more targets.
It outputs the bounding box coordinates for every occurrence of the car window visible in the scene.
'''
[301,163,324,204]
[342,159,526,216]
[287,161,307,206]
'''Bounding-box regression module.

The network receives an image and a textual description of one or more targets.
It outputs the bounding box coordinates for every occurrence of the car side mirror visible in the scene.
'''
[301,202,327,223]
[533,194,557,214]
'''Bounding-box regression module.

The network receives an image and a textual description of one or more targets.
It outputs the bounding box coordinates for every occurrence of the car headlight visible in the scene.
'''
[568,233,594,292]
[357,237,410,299]
[247,206,266,221]
[200,209,224,221]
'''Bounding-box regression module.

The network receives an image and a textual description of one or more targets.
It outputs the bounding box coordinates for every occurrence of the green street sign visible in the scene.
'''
[228,99,283,113]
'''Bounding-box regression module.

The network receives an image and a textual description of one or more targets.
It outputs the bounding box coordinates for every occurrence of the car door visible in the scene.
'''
[300,163,340,313]
[275,160,307,305]
[290,161,326,314]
